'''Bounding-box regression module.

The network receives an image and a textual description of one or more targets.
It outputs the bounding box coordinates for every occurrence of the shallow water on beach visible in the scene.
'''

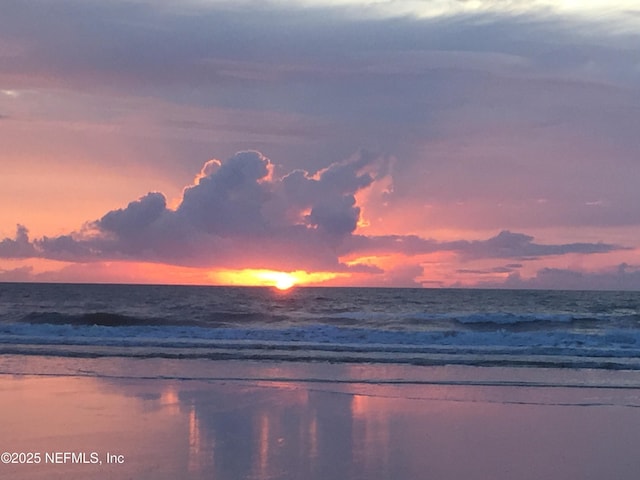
[1,283,640,369]
[3,360,640,480]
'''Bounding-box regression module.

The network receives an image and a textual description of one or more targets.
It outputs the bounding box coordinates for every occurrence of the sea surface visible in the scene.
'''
[1,283,640,371]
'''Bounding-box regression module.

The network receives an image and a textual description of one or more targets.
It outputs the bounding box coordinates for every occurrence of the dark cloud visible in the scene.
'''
[0,225,95,261]
[3,1,638,119]
[452,230,623,260]
[99,192,168,235]
[342,230,622,260]
[7,151,385,271]
[0,152,624,273]
[499,264,640,291]
[0,225,37,258]
[456,265,521,275]
[36,234,96,261]
[2,0,640,233]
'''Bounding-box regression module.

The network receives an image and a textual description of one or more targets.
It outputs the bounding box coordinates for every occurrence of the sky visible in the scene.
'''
[1,0,639,289]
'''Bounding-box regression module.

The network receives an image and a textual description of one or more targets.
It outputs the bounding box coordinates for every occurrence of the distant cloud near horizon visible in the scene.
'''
[497,264,640,291]
[0,151,626,282]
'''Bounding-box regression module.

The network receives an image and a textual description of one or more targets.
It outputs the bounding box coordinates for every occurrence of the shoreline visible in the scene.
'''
[4,353,640,387]
[3,356,640,479]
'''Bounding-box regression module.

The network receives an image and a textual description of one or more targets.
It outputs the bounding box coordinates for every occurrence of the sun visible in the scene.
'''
[255,270,297,290]
[210,268,345,289]
[272,272,296,290]
[214,269,298,290]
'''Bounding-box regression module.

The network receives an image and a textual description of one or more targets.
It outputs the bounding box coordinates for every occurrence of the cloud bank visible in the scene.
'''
[1,1,639,287]
[0,0,640,233]
[497,264,640,291]
[0,151,625,280]
[2,0,640,237]
[1,151,386,271]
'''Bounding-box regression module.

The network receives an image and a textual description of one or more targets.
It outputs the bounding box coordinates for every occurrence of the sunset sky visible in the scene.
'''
[1,0,639,289]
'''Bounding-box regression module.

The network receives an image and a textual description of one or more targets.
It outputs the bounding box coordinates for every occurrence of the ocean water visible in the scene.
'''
[1,282,639,370]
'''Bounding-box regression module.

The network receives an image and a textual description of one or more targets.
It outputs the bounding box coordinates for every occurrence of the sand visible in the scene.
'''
[2,356,640,479]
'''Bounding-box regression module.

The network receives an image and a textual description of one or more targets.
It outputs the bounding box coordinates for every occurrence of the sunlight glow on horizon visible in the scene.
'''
[210,269,345,289]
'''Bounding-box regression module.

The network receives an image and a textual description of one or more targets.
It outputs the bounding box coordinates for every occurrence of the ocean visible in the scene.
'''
[1,282,639,372]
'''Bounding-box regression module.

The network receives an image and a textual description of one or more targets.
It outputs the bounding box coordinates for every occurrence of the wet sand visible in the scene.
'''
[2,356,640,479]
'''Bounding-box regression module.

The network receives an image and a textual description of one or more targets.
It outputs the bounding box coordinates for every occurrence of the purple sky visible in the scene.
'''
[1,0,639,288]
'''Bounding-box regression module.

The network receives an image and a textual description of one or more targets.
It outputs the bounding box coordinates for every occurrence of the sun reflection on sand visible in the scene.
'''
[351,394,390,474]
[160,385,181,415]
[188,405,215,475]
[308,413,318,462]
[255,412,271,478]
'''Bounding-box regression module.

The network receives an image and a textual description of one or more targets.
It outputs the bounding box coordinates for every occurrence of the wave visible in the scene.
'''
[2,319,640,370]
[10,307,640,332]
[2,343,640,371]
[17,310,288,328]
[23,311,168,327]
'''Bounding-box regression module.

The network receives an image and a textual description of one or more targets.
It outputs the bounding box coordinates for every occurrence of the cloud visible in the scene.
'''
[1,1,639,290]
[3,1,638,132]
[2,0,640,236]
[499,263,640,291]
[0,151,626,280]
[0,265,34,282]
[456,265,522,275]
[451,230,623,260]
[1,151,385,271]
[346,263,426,288]
[0,225,37,258]
[342,230,622,259]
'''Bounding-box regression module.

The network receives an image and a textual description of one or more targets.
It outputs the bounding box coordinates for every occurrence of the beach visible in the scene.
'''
[2,355,640,480]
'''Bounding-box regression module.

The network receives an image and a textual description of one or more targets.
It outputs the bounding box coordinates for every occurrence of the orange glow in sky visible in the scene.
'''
[1,0,639,291]
[1,259,351,288]
[211,269,344,289]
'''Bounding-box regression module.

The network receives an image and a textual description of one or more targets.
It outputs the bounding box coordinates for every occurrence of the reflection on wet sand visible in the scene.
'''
[3,361,640,479]
[351,394,390,476]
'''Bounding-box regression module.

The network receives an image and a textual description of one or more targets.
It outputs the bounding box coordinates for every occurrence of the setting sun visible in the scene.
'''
[211,269,344,289]
[259,271,297,290]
